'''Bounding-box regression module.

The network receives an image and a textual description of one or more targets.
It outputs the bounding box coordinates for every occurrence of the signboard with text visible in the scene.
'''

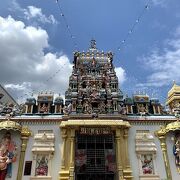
[79,127,112,135]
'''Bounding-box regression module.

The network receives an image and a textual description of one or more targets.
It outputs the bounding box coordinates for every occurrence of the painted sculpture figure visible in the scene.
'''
[0,144,10,180]
[0,131,17,178]
[35,155,48,176]
[141,154,153,174]
[173,133,180,172]
[40,104,48,113]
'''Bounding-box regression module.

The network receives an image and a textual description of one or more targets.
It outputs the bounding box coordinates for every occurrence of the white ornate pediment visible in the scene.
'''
[135,130,160,180]
[32,131,55,153]
[31,130,55,180]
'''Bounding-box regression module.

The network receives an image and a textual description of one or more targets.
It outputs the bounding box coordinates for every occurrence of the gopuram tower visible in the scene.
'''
[65,39,124,116]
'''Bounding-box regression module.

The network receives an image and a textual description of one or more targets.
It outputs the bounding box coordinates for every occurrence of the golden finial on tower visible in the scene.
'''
[173,80,176,86]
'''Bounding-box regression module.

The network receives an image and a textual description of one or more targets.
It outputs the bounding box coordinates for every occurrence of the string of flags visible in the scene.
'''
[45,62,67,82]
[55,0,78,50]
[50,0,151,84]
[44,0,78,84]
[39,0,151,88]
[16,91,34,103]
[15,0,76,101]
[117,0,151,51]
[15,61,68,102]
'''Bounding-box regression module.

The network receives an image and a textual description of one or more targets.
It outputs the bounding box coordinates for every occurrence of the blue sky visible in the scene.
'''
[0,0,180,104]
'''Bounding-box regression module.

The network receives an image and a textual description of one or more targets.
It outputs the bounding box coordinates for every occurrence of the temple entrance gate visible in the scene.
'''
[59,119,133,180]
[75,129,116,180]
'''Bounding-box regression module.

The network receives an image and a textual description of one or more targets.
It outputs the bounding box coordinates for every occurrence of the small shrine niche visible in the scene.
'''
[35,155,49,176]
[37,92,53,114]
[150,98,161,115]
[123,94,163,115]
[31,130,55,180]
[25,98,36,114]
[153,105,161,115]
[137,104,148,115]
[140,154,154,174]
[124,97,133,114]
[54,96,64,114]
[24,93,65,115]
[126,105,133,114]
[173,132,180,173]
[133,94,149,115]
[135,130,160,180]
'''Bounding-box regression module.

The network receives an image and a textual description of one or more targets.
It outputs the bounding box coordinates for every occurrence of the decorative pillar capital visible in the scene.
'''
[115,128,121,138]
[70,128,75,138]
[21,126,31,138]
[61,128,67,139]
[155,126,166,137]
[124,128,129,138]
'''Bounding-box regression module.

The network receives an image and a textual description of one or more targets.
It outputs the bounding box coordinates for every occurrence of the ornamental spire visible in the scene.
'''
[89,39,96,50]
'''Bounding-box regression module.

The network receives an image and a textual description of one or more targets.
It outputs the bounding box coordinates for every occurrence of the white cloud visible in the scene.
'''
[26,6,42,17]
[10,0,57,25]
[139,0,168,8]
[151,0,167,7]
[0,16,71,103]
[4,82,32,103]
[0,15,126,103]
[24,6,57,24]
[115,67,126,86]
[5,82,31,91]
[137,26,180,88]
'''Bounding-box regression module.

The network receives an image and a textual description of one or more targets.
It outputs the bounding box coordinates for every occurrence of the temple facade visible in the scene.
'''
[0,40,180,180]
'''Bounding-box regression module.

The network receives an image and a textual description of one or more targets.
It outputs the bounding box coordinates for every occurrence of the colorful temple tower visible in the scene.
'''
[65,40,123,116]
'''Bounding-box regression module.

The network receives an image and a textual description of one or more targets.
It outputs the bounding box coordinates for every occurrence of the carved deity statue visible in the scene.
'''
[118,105,127,115]
[63,103,72,115]
[40,103,48,113]
[0,145,10,179]
[83,101,92,114]
[141,154,153,174]
[35,155,48,176]
[173,133,180,172]
[138,104,147,115]
[98,102,106,114]
[0,131,17,178]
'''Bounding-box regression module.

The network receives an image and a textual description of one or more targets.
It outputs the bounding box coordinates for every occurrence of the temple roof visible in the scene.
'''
[0,84,18,106]
[167,82,180,105]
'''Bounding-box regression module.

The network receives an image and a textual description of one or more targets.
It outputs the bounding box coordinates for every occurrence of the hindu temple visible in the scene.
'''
[0,40,180,180]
